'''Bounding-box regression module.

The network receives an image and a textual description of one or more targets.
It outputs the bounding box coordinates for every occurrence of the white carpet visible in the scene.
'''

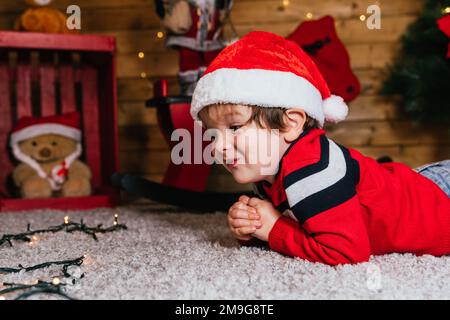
[0,203,449,300]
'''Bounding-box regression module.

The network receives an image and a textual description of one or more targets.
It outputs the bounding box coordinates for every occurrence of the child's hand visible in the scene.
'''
[228,195,262,241]
[246,197,282,242]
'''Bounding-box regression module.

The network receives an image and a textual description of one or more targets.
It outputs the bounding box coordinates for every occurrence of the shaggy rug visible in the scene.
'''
[0,202,449,300]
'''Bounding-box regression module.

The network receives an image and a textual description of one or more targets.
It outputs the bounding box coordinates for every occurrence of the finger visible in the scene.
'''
[229,218,262,228]
[234,226,258,236]
[236,235,253,241]
[239,195,250,204]
[229,208,260,220]
[248,197,263,208]
[231,202,257,214]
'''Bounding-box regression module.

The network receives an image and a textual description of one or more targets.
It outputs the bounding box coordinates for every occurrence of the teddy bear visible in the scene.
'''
[10,112,92,199]
[14,0,76,34]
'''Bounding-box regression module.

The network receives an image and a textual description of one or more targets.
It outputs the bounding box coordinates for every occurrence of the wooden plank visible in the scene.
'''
[0,32,115,53]
[346,96,402,121]
[114,42,398,78]
[59,54,77,113]
[356,145,450,168]
[16,51,32,118]
[80,65,102,188]
[39,52,56,116]
[117,77,179,102]
[326,121,450,147]
[0,0,153,12]
[119,125,169,151]
[118,102,158,126]
[97,15,414,55]
[229,0,422,25]
[116,51,179,78]
[119,150,171,174]
[0,52,13,195]
[0,0,421,32]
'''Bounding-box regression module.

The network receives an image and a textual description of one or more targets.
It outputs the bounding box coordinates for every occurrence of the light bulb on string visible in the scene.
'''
[113,213,119,226]
[306,12,313,20]
[443,7,450,14]
[360,14,366,21]
[52,278,61,286]
[156,31,164,39]
[138,51,145,59]
[64,216,69,224]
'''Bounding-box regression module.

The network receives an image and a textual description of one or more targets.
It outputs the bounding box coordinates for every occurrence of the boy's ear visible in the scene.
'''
[283,109,307,142]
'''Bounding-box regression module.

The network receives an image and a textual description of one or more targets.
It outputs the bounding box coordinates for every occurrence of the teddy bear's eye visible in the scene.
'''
[31,141,37,147]
[51,141,58,146]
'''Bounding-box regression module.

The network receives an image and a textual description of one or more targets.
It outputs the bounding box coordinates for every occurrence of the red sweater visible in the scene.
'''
[245,129,450,265]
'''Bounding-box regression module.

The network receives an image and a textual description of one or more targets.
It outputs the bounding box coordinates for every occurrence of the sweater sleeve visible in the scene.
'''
[268,195,371,265]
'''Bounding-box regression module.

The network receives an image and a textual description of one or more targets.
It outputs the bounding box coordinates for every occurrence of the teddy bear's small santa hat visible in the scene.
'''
[10,112,83,191]
[191,31,349,127]
[10,112,81,146]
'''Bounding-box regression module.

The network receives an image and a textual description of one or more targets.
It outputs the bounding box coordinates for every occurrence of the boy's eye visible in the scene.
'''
[229,125,242,133]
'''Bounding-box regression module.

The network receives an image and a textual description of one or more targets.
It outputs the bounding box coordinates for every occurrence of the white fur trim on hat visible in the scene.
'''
[323,95,348,123]
[10,124,81,146]
[191,68,326,126]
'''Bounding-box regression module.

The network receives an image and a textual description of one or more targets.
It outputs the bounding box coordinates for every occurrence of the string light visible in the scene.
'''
[52,278,61,286]
[140,72,147,78]
[113,213,119,226]
[138,51,145,59]
[1,217,127,247]
[360,14,366,21]
[156,31,164,39]
[443,7,450,14]
[64,216,69,225]
[306,12,313,19]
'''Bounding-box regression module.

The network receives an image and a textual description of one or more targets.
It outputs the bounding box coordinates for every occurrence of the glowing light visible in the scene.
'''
[52,278,61,285]
[360,14,366,21]
[156,31,164,39]
[140,72,147,78]
[443,7,450,14]
[0,296,5,300]
[64,216,69,224]
[138,51,145,59]
[32,236,38,241]
[306,12,313,19]
[282,0,289,7]
[114,213,119,225]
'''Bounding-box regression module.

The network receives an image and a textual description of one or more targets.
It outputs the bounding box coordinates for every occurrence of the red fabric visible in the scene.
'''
[11,111,80,133]
[437,14,450,58]
[287,16,361,102]
[245,129,450,265]
[179,47,221,72]
[202,31,332,100]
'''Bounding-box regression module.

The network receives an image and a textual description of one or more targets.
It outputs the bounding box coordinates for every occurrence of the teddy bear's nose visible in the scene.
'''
[39,148,52,158]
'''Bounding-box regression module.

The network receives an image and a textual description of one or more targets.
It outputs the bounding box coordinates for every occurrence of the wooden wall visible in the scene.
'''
[1,0,449,192]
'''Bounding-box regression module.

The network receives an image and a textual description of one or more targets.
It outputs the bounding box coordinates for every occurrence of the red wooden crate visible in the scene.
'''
[0,31,119,212]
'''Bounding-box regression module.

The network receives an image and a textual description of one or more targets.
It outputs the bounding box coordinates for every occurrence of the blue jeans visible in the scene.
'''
[415,160,450,197]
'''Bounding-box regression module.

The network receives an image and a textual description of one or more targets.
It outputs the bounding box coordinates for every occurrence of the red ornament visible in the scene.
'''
[287,15,361,102]
[437,14,450,58]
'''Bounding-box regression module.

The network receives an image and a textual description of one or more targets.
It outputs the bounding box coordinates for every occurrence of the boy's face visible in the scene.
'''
[199,104,288,184]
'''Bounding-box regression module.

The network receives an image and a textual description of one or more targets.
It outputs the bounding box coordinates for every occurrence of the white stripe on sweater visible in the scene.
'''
[285,139,347,207]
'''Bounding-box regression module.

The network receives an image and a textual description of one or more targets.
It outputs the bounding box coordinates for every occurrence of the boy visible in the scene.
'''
[190,31,450,265]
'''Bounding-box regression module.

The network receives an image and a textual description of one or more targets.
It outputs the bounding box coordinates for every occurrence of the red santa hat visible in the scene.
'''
[10,112,82,191]
[191,31,348,127]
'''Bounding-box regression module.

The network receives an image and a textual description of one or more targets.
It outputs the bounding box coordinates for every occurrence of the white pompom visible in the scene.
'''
[323,95,348,123]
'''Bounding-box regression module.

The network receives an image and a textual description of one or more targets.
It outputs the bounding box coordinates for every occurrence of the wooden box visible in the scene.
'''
[0,31,119,211]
